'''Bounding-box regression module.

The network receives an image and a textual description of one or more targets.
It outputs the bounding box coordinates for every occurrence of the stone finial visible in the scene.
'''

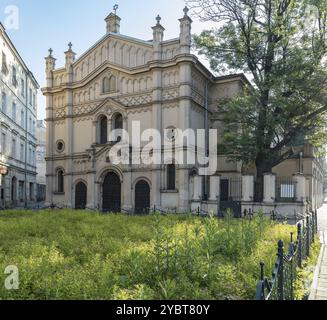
[156,15,161,25]
[68,42,73,51]
[183,6,189,17]
[48,48,53,57]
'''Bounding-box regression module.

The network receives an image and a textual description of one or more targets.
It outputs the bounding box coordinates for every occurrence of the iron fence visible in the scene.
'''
[255,210,318,300]
[229,178,242,201]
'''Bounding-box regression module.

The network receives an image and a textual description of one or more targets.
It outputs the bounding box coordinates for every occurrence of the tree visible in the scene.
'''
[187,0,327,197]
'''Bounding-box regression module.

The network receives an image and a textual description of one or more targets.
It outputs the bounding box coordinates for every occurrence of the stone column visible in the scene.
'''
[207,176,220,215]
[44,49,56,206]
[107,119,112,142]
[193,176,202,201]
[191,175,202,212]
[123,170,133,211]
[178,61,192,211]
[92,121,97,145]
[122,116,128,144]
[209,176,220,201]
[242,175,254,202]
[263,173,276,204]
[62,43,76,208]
[294,174,306,202]
[151,66,163,209]
[45,95,54,205]
[86,172,95,210]
[64,92,74,208]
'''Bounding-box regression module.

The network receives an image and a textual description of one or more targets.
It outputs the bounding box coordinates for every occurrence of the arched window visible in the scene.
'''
[167,164,176,190]
[99,116,107,144]
[113,113,123,130]
[57,169,64,193]
[109,76,116,92]
[113,113,123,142]
[103,76,116,93]
[102,77,110,93]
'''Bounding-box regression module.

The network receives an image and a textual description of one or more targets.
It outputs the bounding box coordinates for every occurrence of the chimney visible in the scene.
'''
[105,13,121,34]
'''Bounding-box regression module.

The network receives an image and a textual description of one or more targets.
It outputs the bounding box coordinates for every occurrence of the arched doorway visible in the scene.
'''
[75,182,87,210]
[135,180,150,214]
[11,177,17,204]
[102,172,121,212]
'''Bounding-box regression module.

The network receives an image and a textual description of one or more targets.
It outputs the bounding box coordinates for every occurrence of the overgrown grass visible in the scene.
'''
[0,209,303,300]
[294,238,321,300]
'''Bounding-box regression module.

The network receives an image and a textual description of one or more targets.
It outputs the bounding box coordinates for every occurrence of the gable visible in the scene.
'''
[73,34,154,82]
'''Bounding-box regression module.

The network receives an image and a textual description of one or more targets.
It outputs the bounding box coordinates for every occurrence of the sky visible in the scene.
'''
[0,0,217,120]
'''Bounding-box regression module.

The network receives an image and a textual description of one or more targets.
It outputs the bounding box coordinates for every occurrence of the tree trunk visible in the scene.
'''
[254,152,274,202]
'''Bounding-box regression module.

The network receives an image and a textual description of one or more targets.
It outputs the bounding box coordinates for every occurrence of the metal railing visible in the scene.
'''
[255,210,318,300]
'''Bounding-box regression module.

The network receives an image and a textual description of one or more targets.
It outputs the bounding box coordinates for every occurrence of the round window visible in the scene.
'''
[56,140,65,153]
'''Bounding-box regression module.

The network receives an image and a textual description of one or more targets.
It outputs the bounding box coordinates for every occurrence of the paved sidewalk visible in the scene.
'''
[309,205,327,300]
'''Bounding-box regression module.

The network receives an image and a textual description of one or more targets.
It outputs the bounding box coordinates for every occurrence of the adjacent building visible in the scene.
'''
[0,22,39,208]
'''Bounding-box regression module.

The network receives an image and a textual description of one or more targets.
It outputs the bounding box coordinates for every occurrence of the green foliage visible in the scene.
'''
[0,210,296,300]
[294,238,321,300]
[188,0,327,171]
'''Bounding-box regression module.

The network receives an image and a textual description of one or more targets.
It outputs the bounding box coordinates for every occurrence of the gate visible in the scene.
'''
[219,178,242,218]
[102,172,121,212]
[135,180,150,214]
[75,182,87,210]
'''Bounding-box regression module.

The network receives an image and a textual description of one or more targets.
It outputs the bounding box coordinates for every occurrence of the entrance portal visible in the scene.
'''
[102,172,121,212]
[135,180,150,214]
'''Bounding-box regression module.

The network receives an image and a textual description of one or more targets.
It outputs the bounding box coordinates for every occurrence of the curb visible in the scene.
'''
[309,241,325,300]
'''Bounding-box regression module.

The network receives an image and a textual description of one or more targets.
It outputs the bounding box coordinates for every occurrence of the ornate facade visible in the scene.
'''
[42,8,249,212]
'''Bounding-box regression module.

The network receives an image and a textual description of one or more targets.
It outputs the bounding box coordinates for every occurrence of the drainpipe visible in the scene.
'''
[204,80,209,200]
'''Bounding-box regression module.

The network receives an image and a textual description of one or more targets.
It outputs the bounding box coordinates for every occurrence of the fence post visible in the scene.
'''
[278,240,284,300]
[306,215,310,258]
[313,210,316,234]
[290,232,294,300]
[297,223,302,268]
